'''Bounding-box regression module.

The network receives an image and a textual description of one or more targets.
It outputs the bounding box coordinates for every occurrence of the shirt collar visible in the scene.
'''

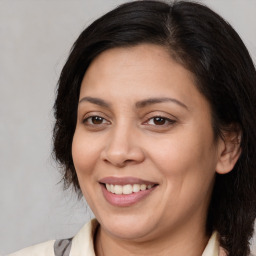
[70,219,220,256]
[202,231,220,256]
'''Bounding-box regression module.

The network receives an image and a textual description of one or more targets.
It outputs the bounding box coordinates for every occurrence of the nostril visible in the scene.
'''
[103,157,134,167]
[124,159,133,164]
[101,142,145,167]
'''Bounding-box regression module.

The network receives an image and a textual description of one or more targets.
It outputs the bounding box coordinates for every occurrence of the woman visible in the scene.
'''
[9,1,256,256]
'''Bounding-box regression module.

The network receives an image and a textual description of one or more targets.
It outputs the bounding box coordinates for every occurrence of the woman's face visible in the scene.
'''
[72,44,223,241]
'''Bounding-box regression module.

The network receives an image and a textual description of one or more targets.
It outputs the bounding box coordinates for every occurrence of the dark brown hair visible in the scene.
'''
[53,1,256,255]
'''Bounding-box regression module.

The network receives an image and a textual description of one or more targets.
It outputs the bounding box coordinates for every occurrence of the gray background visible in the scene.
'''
[0,0,255,255]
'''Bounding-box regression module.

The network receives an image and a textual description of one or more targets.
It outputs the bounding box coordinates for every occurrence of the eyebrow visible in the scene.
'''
[135,97,188,110]
[79,96,188,110]
[79,97,111,108]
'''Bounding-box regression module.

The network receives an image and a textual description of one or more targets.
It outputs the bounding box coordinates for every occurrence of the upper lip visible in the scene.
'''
[99,176,157,186]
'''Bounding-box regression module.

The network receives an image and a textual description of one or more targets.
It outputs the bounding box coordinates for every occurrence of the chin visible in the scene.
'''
[98,213,158,240]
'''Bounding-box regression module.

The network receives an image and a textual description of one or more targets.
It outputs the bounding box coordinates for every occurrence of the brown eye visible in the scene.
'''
[91,116,104,124]
[83,116,109,125]
[146,116,176,127]
[153,117,166,125]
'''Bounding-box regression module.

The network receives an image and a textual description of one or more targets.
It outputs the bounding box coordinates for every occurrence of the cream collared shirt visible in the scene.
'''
[8,219,222,256]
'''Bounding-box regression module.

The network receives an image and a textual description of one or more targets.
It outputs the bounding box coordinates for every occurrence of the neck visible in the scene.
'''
[95,222,209,256]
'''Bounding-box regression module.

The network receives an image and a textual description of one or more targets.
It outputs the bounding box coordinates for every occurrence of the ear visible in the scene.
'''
[216,126,242,175]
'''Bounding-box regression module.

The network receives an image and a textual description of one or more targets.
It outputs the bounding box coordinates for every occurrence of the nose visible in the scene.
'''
[101,124,145,168]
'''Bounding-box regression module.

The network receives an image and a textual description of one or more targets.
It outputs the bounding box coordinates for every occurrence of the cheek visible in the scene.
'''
[149,136,216,222]
[151,134,214,172]
[72,130,104,208]
[72,129,100,178]
[148,127,217,197]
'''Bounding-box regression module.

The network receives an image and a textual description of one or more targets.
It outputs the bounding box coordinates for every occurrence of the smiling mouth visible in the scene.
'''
[104,183,156,195]
[100,182,158,207]
[99,177,159,206]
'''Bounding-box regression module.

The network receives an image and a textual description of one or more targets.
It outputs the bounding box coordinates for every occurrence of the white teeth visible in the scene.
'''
[123,184,133,194]
[106,184,111,191]
[110,184,115,193]
[140,184,147,191]
[105,183,155,194]
[114,185,123,195]
[133,184,140,193]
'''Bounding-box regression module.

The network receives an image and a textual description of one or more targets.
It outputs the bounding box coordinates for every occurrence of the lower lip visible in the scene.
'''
[101,184,157,207]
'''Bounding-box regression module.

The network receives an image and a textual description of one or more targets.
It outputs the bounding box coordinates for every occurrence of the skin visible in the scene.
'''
[72,44,237,256]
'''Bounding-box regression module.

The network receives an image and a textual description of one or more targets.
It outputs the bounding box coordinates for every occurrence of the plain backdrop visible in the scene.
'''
[0,0,255,254]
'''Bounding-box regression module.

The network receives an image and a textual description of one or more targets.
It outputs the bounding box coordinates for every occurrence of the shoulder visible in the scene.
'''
[7,238,73,256]
[8,240,55,256]
[7,219,98,256]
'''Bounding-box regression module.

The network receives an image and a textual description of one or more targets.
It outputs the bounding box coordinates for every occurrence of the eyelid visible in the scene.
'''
[144,116,176,125]
[82,112,111,125]
[141,111,178,130]
[143,111,177,121]
[83,116,109,124]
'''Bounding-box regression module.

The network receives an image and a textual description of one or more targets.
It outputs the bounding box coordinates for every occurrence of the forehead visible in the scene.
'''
[79,44,210,116]
[81,45,195,93]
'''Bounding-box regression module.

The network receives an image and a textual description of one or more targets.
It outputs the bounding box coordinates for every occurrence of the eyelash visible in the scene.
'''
[144,116,176,127]
[82,114,176,129]
[82,116,110,126]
